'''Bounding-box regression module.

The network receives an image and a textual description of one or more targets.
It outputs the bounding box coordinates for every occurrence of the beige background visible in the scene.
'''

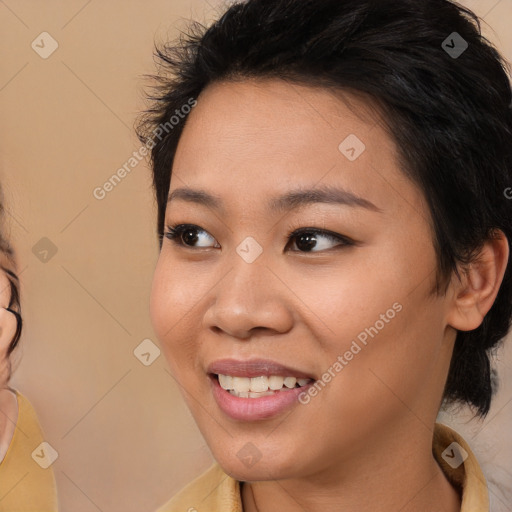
[0,1,511,511]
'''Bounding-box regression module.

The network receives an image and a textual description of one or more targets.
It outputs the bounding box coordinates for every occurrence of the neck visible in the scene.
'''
[241,422,461,512]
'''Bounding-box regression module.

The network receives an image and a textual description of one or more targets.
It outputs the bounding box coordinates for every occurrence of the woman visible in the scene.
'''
[137,0,512,510]
[0,191,58,510]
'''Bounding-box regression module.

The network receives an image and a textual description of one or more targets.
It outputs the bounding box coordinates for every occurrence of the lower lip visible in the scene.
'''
[209,374,314,421]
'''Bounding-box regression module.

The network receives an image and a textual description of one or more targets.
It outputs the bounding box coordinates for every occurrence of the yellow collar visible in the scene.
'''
[158,422,489,511]
[432,422,489,511]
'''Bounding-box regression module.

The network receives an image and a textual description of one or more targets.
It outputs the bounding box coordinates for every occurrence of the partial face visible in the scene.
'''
[150,79,456,481]
[0,269,17,386]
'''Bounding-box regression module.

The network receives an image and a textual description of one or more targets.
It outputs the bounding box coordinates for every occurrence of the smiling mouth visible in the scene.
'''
[211,373,314,398]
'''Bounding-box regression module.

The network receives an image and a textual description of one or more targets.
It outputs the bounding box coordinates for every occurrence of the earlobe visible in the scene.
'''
[447,230,509,332]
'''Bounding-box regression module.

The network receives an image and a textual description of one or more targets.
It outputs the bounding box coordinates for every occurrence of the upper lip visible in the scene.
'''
[206,358,316,380]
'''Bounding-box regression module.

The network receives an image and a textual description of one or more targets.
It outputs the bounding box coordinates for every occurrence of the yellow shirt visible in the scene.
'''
[0,391,58,511]
[156,422,488,511]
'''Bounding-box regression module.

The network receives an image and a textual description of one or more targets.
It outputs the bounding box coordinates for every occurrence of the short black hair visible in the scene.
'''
[136,0,512,418]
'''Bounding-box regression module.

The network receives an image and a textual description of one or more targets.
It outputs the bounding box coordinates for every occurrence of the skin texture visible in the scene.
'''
[150,79,509,512]
[0,269,18,464]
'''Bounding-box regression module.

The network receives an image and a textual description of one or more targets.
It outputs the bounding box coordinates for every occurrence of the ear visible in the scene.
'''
[446,230,509,332]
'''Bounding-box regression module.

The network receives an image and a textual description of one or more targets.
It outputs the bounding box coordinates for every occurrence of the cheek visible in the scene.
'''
[149,255,191,340]
[149,255,201,374]
[306,237,444,398]
[149,260,168,342]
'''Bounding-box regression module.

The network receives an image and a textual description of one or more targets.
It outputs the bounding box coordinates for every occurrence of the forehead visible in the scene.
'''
[176,78,388,161]
[169,78,423,219]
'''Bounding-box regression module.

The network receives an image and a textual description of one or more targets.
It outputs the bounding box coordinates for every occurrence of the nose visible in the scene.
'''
[202,256,294,340]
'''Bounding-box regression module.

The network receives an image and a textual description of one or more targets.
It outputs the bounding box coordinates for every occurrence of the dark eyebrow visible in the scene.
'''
[269,185,382,213]
[167,185,382,214]
[167,188,227,214]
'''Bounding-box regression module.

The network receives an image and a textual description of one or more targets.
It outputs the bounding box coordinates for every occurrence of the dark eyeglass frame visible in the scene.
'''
[5,307,22,354]
[1,266,22,355]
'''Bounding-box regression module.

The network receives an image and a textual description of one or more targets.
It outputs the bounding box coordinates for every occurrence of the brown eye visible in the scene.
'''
[165,224,219,248]
[287,229,353,253]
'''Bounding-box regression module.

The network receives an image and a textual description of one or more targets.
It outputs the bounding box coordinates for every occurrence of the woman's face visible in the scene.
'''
[150,79,458,481]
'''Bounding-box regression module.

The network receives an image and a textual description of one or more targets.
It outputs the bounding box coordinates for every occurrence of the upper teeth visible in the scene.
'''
[218,374,311,393]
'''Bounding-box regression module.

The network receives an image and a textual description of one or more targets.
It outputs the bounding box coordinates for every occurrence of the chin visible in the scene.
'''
[210,441,304,482]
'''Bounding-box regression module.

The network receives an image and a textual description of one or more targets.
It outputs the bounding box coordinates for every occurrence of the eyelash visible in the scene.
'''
[163,222,354,253]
